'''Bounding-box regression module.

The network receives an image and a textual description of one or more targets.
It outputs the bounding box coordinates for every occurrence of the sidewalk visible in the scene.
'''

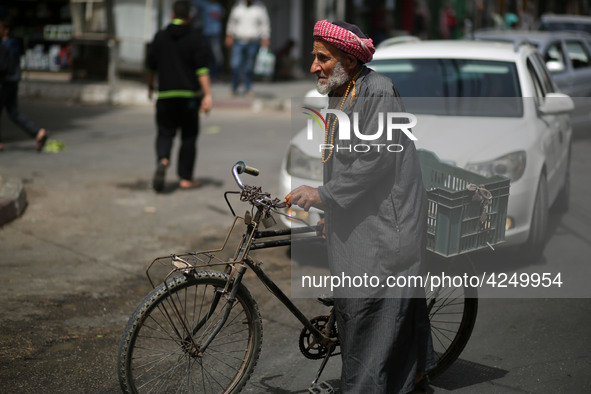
[0,76,316,227]
[18,76,315,110]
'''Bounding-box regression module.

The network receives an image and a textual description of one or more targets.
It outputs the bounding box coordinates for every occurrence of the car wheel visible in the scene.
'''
[552,149,571,213]
[521,174,549,263]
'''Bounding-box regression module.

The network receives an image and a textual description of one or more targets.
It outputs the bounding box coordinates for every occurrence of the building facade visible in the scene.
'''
[0,0,588,81]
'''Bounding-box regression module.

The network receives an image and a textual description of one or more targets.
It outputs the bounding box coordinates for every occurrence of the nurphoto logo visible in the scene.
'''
[302,107,418,153]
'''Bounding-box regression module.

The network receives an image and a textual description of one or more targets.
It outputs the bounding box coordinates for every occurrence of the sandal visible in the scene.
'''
[179,179,202,190]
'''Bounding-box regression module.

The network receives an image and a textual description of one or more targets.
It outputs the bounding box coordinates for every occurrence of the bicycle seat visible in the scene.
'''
[317,297,334,306]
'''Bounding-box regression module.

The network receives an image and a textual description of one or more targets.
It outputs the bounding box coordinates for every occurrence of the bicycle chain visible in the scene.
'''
[299,316,340,360]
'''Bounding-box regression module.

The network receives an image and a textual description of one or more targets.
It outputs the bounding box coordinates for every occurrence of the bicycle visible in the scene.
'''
[117,158,505,393]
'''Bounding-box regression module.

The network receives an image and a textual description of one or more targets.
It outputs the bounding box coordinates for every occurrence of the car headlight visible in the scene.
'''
[286,145,323,181]
[465,151,526,182]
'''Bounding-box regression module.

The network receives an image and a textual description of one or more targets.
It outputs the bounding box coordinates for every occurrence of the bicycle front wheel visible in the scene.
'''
[118,271,263,394]
[424,283,478,382]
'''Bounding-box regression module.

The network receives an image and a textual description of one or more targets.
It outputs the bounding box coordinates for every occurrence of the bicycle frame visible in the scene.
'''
[218,201,330,350]
[146,186,333,359]
[249,229,329,339]
[122,161,480,393]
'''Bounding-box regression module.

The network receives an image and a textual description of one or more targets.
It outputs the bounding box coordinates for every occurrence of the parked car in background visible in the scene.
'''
[280,40,574,261]
[376,35,420,49]
[474,29,591,130]
[537,13,591,35]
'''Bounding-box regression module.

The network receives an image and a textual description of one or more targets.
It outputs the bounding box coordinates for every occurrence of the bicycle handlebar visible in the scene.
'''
[232,161,259,189]
[229,161,314,227]
[231,161,288,211]
[235,161,260,176]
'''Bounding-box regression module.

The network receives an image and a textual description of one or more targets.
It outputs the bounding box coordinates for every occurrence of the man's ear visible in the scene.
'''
[343,54,358,73]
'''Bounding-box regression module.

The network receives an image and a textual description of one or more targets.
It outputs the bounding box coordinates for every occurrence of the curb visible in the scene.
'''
[0,174,27,227]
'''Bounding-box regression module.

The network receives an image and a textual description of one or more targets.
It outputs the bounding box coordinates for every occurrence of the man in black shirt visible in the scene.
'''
[146,0,212,191]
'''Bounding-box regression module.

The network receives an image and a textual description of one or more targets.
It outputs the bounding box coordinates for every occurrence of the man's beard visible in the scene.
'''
[316,62,349,95]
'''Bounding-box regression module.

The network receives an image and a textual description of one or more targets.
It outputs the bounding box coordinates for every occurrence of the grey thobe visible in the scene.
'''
[317,67,435,393]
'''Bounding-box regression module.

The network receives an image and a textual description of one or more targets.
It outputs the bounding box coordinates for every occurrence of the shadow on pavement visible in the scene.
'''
[256,375,341,393]
[547,208,591,250]
[430,357,508,391]
[1,99,124,144]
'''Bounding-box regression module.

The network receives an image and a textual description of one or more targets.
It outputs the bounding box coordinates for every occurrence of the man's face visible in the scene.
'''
[310,40,349,95]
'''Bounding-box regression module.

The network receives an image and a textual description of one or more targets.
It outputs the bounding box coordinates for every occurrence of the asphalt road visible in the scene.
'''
[0,99,590,393]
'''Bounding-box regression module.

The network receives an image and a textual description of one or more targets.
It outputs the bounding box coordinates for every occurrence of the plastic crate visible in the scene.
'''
[417,149,510,257]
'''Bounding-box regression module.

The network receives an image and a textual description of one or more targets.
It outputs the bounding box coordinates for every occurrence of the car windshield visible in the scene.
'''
[369,58,523,117]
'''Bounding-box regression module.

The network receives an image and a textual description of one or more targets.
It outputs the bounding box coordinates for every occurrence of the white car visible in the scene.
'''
[280,40,574,260]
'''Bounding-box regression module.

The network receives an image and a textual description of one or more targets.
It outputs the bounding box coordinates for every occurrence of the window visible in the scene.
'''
[368,58,523,117]
[369,58,521,98]
[565,41,591,69]
[543,42,566,73]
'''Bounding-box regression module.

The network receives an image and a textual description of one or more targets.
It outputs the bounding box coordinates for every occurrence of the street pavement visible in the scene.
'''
[0,85,590,393]
[0,76,313,227]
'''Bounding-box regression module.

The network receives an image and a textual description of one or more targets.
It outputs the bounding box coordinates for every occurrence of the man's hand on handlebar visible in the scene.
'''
[284,186,324,212]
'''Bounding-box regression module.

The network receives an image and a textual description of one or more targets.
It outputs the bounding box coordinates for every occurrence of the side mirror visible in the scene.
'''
[303,89,328,109]
[545,60,565,73]
[539,92,575,114]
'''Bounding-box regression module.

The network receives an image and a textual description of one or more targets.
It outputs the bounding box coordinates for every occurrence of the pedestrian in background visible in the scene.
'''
[146,0,212,192]
[192,0,225,81]
[225,0,270,97]
[0,18,48,152]
[440,1,458,39]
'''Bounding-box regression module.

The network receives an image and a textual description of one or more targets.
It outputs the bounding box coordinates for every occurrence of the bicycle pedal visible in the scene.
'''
[308,381,335,394]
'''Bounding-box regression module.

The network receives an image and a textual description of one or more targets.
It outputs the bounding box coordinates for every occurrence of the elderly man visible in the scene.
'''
[286,20,434,393]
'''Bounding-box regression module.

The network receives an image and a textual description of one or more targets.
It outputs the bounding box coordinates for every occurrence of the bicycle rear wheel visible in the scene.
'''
[424,283,478,382]
[118,271,263,394]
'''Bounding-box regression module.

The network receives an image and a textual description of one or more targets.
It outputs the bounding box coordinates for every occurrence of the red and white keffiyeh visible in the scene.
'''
[313,19,375,63]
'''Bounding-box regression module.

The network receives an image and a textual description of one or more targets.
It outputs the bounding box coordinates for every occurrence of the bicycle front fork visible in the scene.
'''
[196,265,247,355]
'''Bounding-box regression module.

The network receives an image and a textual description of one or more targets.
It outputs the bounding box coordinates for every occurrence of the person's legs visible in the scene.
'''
[3,81,47,151]
[335,296,431,394]
[243,42,260,93]
[208,35,223,81]
[230,41,245,94]
[177,98,200,187]
[155,99,177,162]
[153,99,178,191]
[4,82,40,138]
